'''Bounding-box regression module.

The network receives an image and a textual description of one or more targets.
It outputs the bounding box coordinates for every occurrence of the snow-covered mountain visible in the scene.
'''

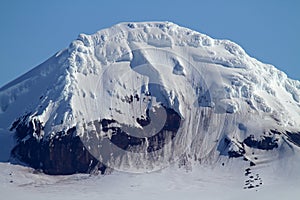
[0,22,300,187]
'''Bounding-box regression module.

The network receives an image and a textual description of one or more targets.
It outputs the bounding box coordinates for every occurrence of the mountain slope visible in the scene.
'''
[0,22,300,177]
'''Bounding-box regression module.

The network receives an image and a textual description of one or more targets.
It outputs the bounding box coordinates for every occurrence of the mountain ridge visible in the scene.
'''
[0,22,299,176]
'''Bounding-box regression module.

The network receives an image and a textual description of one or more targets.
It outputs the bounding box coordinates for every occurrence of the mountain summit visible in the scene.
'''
[0,22,299,177]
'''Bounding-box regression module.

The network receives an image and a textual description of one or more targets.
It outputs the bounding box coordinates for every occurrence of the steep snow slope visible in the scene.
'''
[0,22,300,178]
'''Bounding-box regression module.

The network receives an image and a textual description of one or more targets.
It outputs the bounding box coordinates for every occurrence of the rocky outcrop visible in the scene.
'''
[9,105,181,175]
[218,131,281,159]
[243,135,279,150]
[11,124,103,175]
[286,131,300,147]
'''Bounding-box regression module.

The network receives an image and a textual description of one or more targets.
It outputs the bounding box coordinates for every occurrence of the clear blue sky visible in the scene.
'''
[0,0,299,87]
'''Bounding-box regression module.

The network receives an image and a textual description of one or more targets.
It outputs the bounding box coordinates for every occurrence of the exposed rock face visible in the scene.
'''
[286,131,300,147]
[10,106,181,175]
[10,115,102,175]
[219,131,280,159]
[243,135,279,150]
[100,106,181,153]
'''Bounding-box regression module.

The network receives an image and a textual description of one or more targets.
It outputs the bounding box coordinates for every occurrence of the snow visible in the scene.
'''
[1,22,299,134]
[1,158,300,200]
[0,21,300,198]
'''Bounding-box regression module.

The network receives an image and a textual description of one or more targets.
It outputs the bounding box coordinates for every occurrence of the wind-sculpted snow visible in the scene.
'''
[0,22,300,178]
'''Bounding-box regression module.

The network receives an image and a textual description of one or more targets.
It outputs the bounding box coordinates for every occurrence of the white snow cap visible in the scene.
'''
[0,21,299,170]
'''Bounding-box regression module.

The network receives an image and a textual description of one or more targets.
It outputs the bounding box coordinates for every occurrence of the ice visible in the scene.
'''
[0,22,299,197]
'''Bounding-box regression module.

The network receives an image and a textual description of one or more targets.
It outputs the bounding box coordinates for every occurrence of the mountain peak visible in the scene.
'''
[0,22,299,175]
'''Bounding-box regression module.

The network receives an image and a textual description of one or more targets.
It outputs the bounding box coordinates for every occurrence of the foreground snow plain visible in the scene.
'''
[1,154,300,200]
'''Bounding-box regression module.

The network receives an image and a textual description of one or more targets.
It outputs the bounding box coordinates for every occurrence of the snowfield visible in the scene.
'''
[0,21,300,199]
[1,160,300,200]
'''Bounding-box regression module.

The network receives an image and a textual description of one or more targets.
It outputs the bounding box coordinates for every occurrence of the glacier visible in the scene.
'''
[0,22,300,196]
